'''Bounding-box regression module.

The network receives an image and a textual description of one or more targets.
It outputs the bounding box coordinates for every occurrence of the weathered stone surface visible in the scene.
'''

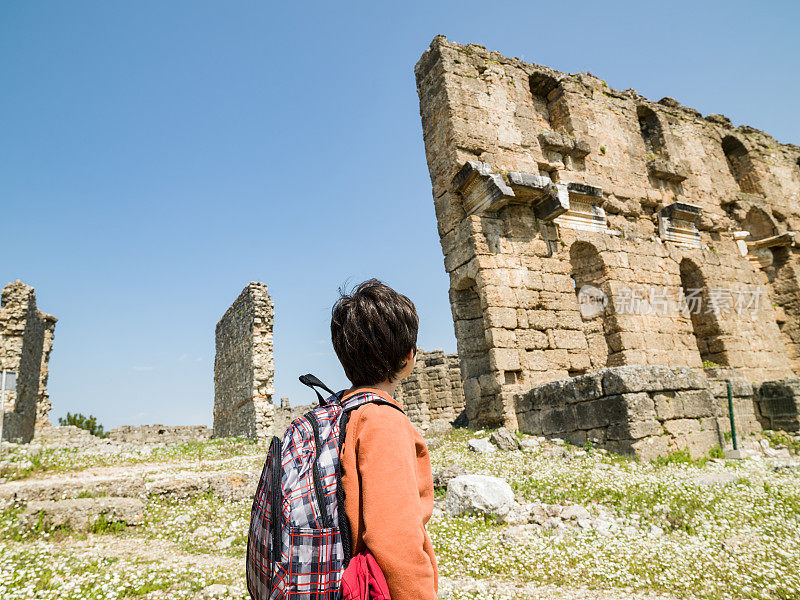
[433,464,467,490]
[0,281,57,443]
[467,438,496,454]
[756,379,800,431]
[445,474,515,520]
[396,349,464,431]
[518,436,542,453]
[22,497,145,531]
[602,366,706,396]
[214,283,275,440]
[490,427,520,451]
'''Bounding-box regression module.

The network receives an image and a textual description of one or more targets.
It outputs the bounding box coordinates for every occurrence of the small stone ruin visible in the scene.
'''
[0,281,57,443]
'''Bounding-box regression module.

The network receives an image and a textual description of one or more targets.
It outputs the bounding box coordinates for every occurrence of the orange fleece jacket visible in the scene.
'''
[339,388,439,600]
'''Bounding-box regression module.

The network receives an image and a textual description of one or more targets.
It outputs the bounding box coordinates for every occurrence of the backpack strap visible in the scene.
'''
[299,374,337,405]
[335,394,404,568]
[303,410,334,529]
[268,435,283,568]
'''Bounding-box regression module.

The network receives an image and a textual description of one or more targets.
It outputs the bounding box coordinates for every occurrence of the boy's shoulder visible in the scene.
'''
[346,390,410,427]
[343,389,403,411]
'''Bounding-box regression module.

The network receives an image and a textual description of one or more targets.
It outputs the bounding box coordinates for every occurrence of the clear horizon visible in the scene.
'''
[2,0,798,429]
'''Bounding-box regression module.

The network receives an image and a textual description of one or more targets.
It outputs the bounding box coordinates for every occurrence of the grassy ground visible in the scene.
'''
[0,437,264,482]
[1,430,798,599]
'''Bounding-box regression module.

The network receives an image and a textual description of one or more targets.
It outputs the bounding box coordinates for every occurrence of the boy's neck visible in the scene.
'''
[355,379,396,398]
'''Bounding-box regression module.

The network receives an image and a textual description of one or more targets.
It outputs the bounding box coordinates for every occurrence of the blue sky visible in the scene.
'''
[2,1,798,428]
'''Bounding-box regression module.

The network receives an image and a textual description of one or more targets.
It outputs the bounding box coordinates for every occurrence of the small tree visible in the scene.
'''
[58,412,107,438]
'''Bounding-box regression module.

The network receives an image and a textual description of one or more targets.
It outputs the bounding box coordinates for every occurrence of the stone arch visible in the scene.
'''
[722,135,762,195]
[529,72,572,133]
[637,105,667,156]
[739,207,800,371]
[741,206,779,271]
[570,241,611,371]
[679,258,727,366]
[450,277,493,425]
[743,206,777,241]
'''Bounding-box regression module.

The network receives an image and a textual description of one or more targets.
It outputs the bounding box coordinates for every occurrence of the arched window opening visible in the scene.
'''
[680,259,727,366]
[637,105,667,156]
[743,207,777,241]
[722,136,762,194]
[529,72,571,133]
[570,242,610,371]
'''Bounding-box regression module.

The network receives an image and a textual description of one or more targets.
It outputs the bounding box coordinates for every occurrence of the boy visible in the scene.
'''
[331,279,439,600]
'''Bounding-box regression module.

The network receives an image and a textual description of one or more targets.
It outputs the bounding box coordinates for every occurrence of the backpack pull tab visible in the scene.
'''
[299,374,336,406]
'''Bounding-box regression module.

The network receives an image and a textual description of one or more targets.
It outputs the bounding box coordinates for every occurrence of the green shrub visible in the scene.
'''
[652,448,708,467]
[58,413,107,438]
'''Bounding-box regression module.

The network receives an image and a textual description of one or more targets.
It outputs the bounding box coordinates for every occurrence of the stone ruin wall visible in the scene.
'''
[0,281,57,443]
[396,348,465,430]
[213,282,275,440]
[416,37,800,445]
[515,364,778,460]
[107,425,212,444]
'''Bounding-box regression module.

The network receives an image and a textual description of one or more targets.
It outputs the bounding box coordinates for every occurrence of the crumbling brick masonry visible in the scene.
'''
[396,348,465,430]
[0,281,57,443]
[416,37,800,441]
[213,282,275,440]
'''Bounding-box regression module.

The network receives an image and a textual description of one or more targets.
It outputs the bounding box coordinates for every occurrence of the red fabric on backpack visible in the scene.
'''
[341,551,391,600]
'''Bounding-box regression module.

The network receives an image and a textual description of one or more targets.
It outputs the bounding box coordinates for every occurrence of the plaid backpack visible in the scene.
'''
[246,375,402,600]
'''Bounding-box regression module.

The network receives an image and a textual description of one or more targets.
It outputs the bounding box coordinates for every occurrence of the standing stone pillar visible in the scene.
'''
[0,281,57,443]
[213,282,275,440]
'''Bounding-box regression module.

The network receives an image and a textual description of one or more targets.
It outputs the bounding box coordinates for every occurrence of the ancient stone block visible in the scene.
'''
[756,378,800,431]
[678,389,716,419]
[574,395,626,430]
[658,202,702,248]
[602,365,706,396]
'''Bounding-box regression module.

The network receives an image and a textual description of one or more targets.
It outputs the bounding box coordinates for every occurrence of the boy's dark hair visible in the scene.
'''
[331,279,418,386]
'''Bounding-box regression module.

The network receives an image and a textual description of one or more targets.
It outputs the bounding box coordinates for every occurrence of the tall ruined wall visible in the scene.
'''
[0,281,57,443]
[396,348,465,430]
[416,37,800,429]
[213,282,275,440]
